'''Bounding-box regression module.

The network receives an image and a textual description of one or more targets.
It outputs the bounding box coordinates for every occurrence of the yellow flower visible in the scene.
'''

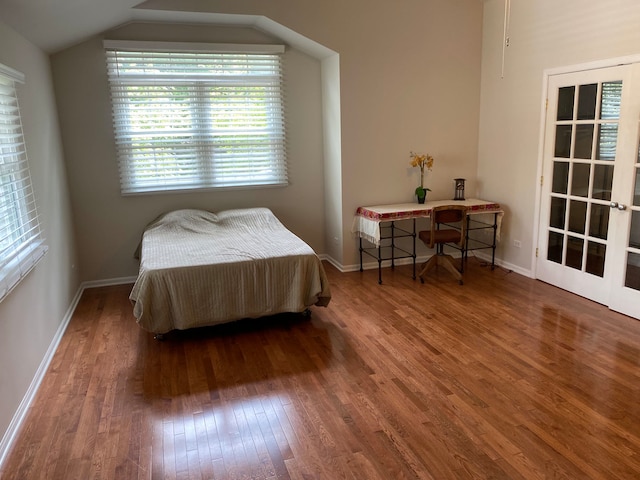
[409,151,434,171]
[409,151,434,191]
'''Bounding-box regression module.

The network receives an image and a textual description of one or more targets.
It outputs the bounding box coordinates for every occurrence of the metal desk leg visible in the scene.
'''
[412,218,416,280]
[491,212,497,270]
[377,245,382,284]
[359,236,363,272]
[460,215,471,274]
[390,221,395,269]
[465,215,470,263]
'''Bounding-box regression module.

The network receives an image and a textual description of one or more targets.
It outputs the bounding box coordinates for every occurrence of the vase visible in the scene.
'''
[417,195,426,204]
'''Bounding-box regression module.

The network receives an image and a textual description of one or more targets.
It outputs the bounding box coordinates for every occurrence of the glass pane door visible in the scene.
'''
[547,81,620,278]
[538,62,640,319]
[623,130,640,289]
[607,62,640,318]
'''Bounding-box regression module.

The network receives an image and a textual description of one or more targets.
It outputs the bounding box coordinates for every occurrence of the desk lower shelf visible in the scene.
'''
[358,213,499,284]
[359,220,416,284]
[464,216,499,265]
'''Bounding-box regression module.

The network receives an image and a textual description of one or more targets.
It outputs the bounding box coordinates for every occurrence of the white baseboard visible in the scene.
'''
[317,254,343,272]
[81,276,138,289]
[0,274,142,468]
[0,256,530,469]
[322,251,532,278]
[474,251,532,277]
[0,284,84,469]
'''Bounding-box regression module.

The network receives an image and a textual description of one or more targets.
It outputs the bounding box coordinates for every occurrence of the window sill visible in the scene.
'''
[0,241,49,303]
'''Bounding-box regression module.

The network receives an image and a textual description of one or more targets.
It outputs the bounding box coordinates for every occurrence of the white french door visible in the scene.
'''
[537,63,640,319]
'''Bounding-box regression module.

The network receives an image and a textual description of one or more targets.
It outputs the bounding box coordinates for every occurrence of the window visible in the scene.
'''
[104,41,288,195]
[0,63,47,301]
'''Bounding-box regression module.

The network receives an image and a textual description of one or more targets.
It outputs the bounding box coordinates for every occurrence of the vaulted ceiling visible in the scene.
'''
[1,0,275,54]
[1,0,336,61]
[0,0,144,53]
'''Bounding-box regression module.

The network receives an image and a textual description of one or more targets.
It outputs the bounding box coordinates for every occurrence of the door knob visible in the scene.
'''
[617,203,627,211]
[610,201,619,209]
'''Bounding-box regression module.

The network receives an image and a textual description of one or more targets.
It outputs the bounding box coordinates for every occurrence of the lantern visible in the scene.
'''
[454,178,466,201]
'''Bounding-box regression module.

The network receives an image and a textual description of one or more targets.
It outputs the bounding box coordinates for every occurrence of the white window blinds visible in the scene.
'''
[0,64,47,302]
[104,41,288,194]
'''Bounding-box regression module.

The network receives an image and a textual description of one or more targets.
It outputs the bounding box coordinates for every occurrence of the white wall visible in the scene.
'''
[0,0,484,460]
[51,22,326,282]
[0,21,79,456]
[479,0,640,275]
[10,0,640,465]
[53,0,484,278]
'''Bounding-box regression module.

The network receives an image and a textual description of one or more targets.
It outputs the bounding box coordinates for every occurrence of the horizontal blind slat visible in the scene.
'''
[0,64,47,303]
[105,45,287,194]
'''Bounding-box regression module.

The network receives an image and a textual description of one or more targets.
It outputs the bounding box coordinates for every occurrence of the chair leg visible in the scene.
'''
[419,253,463,284]
[439,255,463,284]
[418,255,438,283]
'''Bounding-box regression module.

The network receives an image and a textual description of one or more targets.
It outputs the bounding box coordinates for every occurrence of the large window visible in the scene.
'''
[104,41,288,195]
[0,63,47,301]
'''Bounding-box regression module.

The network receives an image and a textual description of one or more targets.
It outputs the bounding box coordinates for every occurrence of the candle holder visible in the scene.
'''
[454,178,466,201]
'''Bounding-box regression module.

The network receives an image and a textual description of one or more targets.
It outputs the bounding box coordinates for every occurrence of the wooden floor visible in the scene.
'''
[2,258,640,479]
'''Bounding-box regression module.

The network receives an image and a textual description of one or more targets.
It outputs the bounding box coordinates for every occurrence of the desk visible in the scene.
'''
[351,198,504,283]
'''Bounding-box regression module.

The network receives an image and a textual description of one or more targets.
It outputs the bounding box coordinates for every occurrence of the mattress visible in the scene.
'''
[129,207,331,334]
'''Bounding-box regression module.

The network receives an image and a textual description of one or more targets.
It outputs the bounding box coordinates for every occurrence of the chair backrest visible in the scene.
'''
[428,205,468,249]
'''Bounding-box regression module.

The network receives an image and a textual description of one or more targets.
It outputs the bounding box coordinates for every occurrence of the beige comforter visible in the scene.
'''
[129,208,331,334]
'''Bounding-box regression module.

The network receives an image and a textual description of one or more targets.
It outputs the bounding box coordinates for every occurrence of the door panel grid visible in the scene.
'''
[538,62,640,318]
[624,126,640,289]
[547,81,620,276]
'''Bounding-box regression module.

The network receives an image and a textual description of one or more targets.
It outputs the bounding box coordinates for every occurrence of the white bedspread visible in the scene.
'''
[129,208,331,334]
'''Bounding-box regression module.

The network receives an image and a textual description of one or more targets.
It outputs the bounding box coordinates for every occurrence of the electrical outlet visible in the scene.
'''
[513,240,521,248]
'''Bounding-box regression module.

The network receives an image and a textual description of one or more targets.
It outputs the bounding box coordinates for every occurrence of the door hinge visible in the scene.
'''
[540,175,544,186]
[545,98,548,111]
[536,247,539,257]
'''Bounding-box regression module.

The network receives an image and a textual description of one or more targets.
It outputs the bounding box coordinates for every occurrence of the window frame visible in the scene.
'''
[0,63,48,302]
[103,40,288,195]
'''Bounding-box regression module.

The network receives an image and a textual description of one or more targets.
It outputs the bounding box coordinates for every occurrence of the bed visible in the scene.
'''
[129,207,331,335]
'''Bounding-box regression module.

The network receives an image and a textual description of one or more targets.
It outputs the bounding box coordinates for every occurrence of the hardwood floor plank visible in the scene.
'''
[2,261,640,479]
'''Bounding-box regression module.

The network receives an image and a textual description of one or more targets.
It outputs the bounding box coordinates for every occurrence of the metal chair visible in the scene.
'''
[418,205,468,285]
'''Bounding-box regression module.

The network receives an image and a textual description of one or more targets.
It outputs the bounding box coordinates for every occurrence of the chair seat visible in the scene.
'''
[417,204,468,285]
